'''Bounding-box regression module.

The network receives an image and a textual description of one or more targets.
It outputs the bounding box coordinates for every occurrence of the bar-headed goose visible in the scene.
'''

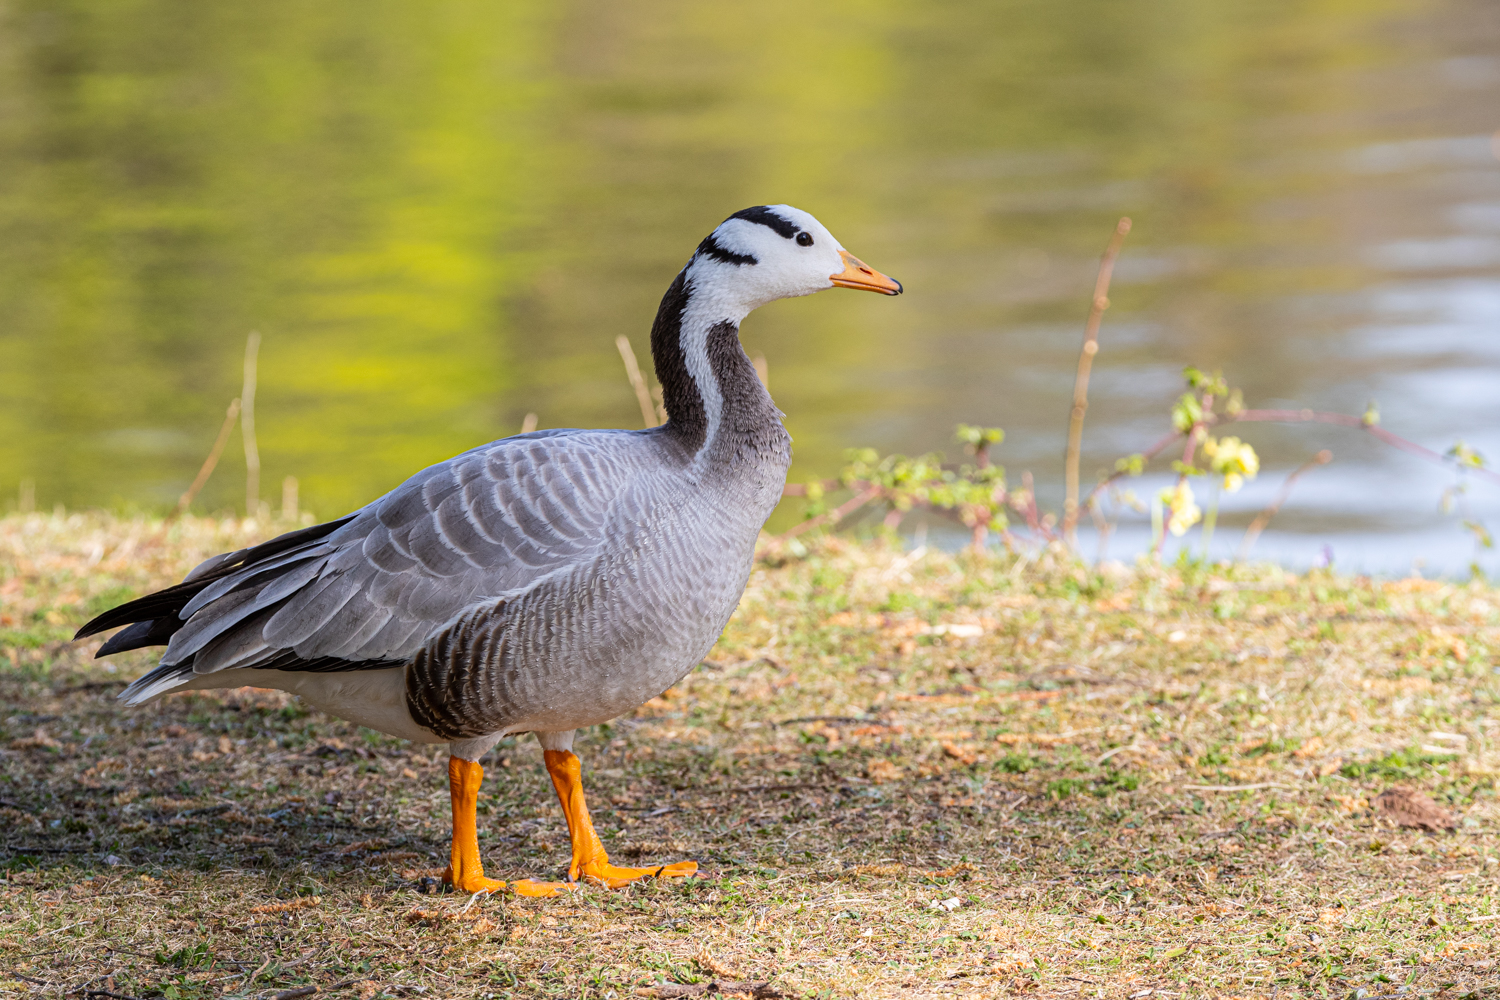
[77,205,901,896]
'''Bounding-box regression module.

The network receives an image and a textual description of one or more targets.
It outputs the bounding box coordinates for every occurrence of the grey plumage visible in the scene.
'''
[101,418,783,722]
[78,203,894,749]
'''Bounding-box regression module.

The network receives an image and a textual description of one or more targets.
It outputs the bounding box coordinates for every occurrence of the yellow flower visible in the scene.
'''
[1159,481,1201,536]
[1201,436,1259,492]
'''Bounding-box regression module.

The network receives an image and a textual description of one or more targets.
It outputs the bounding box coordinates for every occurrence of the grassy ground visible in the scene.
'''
[2,511,1498,1000]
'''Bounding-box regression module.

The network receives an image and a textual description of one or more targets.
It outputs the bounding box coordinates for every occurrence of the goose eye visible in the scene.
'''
[795,231,814,247]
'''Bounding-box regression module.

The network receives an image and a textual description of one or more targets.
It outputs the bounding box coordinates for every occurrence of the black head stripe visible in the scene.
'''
[728,206,799,240]
[696,233,757,266]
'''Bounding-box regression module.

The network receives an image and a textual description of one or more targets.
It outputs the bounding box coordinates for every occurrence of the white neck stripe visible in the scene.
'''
[679,258,754,463]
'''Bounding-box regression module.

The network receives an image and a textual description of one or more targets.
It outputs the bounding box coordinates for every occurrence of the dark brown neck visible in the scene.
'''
[648,270,708,453]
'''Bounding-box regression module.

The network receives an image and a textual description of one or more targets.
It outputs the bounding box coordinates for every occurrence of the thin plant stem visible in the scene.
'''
[615,335,659,428]
[1201,485,1219,560]
[242,331,262,517]
[176,398,242,516]
[1157,393,1212,556]
[281,476,298,521]
[1225,409,1500,487]
[1078,429,1183,515]
[1091,494,1112,564]
[776,487,882,542]
[1238,450,1332,560]
[1151,492,1164,554]
[1063,217,1131,545]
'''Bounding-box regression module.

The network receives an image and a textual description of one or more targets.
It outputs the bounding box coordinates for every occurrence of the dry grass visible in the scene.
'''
[2,511,1499,1000]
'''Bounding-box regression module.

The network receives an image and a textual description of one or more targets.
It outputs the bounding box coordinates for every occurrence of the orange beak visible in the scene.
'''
[830,250,903,295]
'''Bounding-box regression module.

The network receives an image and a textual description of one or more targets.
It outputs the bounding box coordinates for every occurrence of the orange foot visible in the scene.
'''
[579,858,699,889]
[540,749,701,891]
[443,756,512,896]
[508,859,697,897]
[441,864,507,895]
[442,752,699,900]
[508,878,578,898]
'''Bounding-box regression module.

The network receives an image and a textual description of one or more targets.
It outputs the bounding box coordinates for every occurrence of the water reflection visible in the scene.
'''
[2,0,1498,574]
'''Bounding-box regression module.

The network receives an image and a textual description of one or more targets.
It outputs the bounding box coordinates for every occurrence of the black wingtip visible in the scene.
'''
[76,594,161,639]
[94,619,176,657]
[75,513,358,648]
[75,615,111,642]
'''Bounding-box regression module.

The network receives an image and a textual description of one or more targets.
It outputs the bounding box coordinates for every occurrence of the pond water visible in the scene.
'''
[3,0,1498,575]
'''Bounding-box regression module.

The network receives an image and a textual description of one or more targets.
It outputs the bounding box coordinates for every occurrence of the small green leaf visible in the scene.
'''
[1171,393,1203,432]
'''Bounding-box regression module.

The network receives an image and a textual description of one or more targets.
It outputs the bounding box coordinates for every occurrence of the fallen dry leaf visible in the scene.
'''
[10,728,61,750]
[337,839,389,855]
[399,867,447,881]
[249,895,320,914]
[995,732,1074,745]
[370,851,421,864]
[941,741,977,765]
[1293,736,1324,758]
[1374,786,1457,831]
[636,981,782,999]
[696,947,742,980]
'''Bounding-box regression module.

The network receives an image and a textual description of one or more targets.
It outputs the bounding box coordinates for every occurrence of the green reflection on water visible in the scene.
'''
[2,0,1477,530]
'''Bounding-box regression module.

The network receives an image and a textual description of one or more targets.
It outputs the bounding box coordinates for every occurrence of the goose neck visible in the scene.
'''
[648,270,780,462]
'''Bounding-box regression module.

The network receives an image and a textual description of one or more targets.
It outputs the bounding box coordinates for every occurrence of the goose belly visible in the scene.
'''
[406,517,760,740]
[178,666,446,744]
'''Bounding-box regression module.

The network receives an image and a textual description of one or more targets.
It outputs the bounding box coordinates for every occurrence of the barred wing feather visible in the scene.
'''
[82,429,638,704]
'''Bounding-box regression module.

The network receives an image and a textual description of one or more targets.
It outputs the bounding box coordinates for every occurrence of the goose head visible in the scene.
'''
[686,205,902,319]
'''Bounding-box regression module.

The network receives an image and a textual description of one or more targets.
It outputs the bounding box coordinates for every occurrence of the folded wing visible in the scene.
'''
[76,429,638,705]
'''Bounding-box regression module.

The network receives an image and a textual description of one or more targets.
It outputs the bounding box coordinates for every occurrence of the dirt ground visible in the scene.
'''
[2,512,1498,999]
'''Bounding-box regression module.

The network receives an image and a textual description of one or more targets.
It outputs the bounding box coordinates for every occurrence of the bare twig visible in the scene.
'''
[1227,409,1500,487]
[780,476,1024,545]
[1078,430,1183,516]
[242,331,262,517]
[781,479,837,497]
[1156,391,1213,556]
[616,335,659,428]
[1018,470,1053,539]
[1238,450,1332,559]
[777,487,882,542]
[520,412,538,434]
[779,716,893,727]
[1090,491,1113,563]
[1180,782,1299,792]
[644,982,781,999]
[752,354,769,389]
[9,973,52,987]
[271,982,368,1000]
[1063,217,1131,545]
[175,399,241,516]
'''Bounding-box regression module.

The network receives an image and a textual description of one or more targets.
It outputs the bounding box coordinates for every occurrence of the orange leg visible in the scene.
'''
[442,756,560,897]
[513,750,698,893]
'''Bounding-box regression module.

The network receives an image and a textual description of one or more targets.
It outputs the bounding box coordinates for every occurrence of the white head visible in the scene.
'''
[683,205,902,321]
